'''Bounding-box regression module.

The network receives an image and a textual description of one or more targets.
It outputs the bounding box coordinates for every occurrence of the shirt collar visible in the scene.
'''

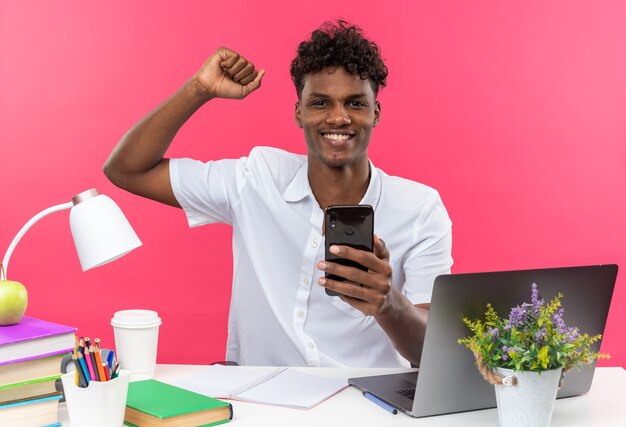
[282,159,383,210]
[282,161,311,202]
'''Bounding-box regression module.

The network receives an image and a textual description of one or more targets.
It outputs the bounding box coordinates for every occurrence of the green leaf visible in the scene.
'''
[538,346,549,370]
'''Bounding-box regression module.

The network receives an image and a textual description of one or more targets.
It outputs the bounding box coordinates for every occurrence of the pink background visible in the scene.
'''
[1,1,624,367]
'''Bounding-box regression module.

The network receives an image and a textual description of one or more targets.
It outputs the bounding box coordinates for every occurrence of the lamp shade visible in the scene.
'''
[69,190,142,271]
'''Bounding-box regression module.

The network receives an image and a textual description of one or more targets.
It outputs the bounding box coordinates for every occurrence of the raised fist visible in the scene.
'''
[194,47,265,100]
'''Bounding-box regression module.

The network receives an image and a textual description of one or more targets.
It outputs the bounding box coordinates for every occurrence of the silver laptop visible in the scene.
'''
[349,264,618,417]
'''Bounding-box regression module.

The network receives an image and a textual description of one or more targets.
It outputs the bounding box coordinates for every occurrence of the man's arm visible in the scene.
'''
[317,236,434,366]
[103,48,265,206]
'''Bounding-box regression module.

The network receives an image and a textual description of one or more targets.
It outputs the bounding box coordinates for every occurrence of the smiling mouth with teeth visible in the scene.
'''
[322,133,353,142]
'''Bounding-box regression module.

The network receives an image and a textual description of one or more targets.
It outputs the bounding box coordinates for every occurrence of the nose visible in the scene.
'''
[326,104,351,126]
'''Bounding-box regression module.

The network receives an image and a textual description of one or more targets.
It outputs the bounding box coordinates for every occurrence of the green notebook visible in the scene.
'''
[124,379,232,427]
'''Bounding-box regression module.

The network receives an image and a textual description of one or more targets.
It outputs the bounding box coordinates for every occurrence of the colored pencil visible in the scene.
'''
[72,354,88,388]
[94,339,107,382]
[85,338,100,381]
[76,351,91,384]
[90,347,101,381]
[73,337,80,386]
[83,339,97,381]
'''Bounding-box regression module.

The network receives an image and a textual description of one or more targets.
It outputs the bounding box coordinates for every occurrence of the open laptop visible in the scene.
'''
[349,264,618,417]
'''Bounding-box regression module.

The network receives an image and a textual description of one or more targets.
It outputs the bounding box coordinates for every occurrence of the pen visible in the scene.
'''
[102,362,111,381]
[111,363,120,379]
[363,392,398,415]
[106,350,115,370]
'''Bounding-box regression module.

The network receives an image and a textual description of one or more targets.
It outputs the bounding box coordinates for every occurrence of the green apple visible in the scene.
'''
[0,279,28,326]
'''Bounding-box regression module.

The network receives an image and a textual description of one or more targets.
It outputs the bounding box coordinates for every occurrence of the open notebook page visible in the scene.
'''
[167,365,274,397]
[166,365,348,409]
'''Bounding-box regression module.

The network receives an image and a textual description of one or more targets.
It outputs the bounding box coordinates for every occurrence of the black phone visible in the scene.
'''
[324,204,374,297]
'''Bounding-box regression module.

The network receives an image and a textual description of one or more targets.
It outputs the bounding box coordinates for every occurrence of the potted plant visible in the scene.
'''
[458,283,609,427]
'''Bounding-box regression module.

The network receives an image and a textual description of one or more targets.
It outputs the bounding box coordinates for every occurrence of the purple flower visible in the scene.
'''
[488,327,500,341]
[565,327,580,343]
[501,346,516,361]
[531,282,538,300]
[508,306,526,327]
[553,308,567,334]
[535,328,547,344]
[530,283,544,317]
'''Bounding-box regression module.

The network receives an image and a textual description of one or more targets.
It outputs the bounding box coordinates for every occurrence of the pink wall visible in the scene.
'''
[1,1,624,366]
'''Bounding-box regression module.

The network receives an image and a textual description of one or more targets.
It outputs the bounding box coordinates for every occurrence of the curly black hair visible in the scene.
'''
[290,20,388,98]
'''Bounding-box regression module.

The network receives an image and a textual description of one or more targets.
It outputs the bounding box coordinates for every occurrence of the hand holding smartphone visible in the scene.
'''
[324,205,374,297]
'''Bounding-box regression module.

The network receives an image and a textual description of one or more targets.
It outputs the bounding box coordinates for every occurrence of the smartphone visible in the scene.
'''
[324,205,374,297]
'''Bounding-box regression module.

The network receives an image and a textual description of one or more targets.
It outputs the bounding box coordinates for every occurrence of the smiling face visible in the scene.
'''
[295,67,381,170]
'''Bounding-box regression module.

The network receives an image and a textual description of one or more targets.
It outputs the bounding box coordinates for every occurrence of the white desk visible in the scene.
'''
[58,365,626,426]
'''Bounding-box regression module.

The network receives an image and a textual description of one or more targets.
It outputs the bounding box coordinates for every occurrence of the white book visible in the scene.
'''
[167,365,348,410]
[0,394,62,427]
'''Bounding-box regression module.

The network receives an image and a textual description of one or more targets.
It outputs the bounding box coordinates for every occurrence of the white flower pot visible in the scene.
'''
[493,367,563,427]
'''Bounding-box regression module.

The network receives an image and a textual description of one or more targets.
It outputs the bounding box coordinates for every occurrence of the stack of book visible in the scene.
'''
[0,316,76,427]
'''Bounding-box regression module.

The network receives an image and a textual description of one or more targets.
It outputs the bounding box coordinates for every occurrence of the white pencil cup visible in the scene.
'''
[61,369,130,427]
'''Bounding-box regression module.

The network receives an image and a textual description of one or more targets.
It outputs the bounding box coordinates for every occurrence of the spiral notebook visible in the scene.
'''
[167,365,347,410]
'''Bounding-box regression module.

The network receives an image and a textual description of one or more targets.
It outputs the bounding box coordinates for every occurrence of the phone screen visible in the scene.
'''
[324,205,374,297]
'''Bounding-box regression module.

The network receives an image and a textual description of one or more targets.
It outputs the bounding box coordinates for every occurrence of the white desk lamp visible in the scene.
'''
[0,188,142,324]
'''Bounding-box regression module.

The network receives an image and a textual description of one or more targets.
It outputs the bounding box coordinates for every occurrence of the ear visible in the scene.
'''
[294,101,303,128]
[373,101,381,128]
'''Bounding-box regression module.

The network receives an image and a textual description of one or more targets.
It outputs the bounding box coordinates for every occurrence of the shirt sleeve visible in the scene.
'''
[402,191,453,305]
[169,157,246,227]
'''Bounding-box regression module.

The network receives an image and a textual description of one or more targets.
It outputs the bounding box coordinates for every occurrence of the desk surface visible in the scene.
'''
[58,365,626,426]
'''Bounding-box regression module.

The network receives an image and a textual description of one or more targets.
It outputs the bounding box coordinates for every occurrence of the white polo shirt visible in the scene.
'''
[170,147,452,367]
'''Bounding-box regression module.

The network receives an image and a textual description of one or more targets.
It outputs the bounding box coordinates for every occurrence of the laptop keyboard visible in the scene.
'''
[395,387,415,400]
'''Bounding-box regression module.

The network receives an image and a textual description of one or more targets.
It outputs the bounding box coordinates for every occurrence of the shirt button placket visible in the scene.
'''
[295,225,322,366]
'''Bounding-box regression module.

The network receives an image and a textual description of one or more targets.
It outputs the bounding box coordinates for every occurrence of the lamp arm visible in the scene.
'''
[2,201,74,280]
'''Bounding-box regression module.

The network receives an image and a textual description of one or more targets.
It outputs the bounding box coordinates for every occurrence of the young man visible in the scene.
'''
[104,21,452,367]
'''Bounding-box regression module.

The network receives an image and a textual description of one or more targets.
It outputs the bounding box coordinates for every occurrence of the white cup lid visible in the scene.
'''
[111,309,162,328]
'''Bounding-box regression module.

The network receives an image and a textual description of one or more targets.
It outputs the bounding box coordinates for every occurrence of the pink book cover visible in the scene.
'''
[0,316,76,365]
